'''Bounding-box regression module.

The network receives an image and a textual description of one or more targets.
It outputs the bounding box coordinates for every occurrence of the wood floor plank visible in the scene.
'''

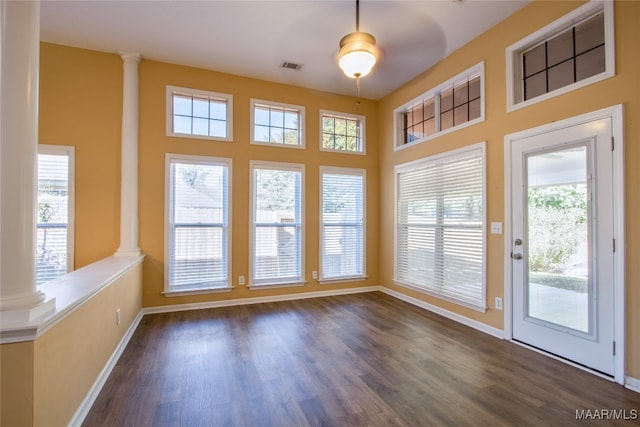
[83,292,640,426]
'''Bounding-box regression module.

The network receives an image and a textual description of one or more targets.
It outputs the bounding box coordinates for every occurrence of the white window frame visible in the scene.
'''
[393,62,485,151]
[319,166,366,283]
[249,160,305,288]
[394,142,487,311]
[166,85,233,142]
[250,99,306,149]
[37,144,75,283]
[319,110,366,155]
[164,153,232,295]
[506,1,615,112]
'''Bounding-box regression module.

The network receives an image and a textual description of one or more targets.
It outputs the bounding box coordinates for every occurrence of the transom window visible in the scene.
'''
[250,161,304,287]
[251,99,305,148]
[320,110,365,154]
[320,167,365,282]
[506,1,614,111]
[394,63,484,149]
[166,85,233,141]
[165,154,231,294]
[395,143,486,311]
[37,145,75,284]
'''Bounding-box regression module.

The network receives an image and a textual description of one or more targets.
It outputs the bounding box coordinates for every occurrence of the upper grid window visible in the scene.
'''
[320,110,365,154]
[166,85,233,141]
[506,1,614,111]
[251,99,305,148]
[394,63,484,149]
[37,145,75,284]
[165,154,231,294]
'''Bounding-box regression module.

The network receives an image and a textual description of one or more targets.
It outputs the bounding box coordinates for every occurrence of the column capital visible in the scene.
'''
[119,52,141,64]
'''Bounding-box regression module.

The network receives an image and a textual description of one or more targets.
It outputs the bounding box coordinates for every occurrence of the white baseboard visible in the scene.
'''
[142,286,381,315]
[626,376,640,393]
[379,287,505,339]
[69,310,144,427]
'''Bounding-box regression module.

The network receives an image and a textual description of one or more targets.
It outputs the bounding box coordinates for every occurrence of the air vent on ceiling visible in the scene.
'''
[280,60,303,71]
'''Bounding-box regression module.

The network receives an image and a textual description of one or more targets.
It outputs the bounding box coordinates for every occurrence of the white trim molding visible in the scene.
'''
[380,287,504,339]
[625,376,640,394]
[143,286,379,315]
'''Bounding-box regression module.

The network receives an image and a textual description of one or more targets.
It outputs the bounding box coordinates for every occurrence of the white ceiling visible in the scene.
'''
[40,0,529,100]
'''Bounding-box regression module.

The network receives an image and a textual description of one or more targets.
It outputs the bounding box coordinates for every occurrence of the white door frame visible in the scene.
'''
[503,104,625,385]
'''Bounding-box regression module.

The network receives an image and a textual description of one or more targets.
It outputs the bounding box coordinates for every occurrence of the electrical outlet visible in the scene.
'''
[238,275,245,285]
[312,271,318,280]
[116,308,121,325]
[495,297,503,311]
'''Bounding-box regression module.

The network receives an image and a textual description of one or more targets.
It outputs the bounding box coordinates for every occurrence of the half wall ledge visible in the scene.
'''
[0,254,144,344]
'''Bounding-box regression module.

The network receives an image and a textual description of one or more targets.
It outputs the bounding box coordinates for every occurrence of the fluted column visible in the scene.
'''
[115,53,141,257]
[0,0,53,316]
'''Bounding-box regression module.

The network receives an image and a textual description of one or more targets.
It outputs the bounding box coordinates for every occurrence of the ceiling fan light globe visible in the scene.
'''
[339,50,376,78]
[338,31,378,78]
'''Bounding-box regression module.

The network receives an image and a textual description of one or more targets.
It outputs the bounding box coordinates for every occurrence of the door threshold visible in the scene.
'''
[511,338,615,382]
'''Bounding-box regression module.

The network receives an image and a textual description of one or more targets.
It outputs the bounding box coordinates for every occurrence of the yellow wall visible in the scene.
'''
[0,262,142,426]
[0,341,35,426]
[33,263,142,426]
[39,43,122,268]
[377,0,640,378]
[138,60,380,307]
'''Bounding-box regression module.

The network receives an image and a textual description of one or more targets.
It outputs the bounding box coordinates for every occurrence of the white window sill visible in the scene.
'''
[393,279,487,313]
[163,286,233,297]
[319,275,367,285]
[248,281,307,290]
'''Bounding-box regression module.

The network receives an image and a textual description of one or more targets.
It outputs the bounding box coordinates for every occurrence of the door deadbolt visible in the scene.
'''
[514,238,523,246]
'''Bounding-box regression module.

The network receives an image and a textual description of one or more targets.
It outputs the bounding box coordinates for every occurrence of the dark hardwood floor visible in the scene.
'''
[83,292,640,426]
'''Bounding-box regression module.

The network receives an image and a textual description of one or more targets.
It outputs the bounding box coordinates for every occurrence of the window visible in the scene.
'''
[320,167,365,282]
[166,85,233,141]
[320,110,365,154]
[37,145,74,284]
[165,154,231,294]
[251,99,305,148]
[394,63,484,149]
[506,1,614,111]
[395,143,486,311]
[250,161,304,287]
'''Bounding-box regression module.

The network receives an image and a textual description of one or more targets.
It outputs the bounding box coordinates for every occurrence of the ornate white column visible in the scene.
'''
[115,53,141,257]
[0,0,54,318]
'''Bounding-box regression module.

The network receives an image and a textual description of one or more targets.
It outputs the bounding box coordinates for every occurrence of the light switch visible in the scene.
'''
[491,222,502,234]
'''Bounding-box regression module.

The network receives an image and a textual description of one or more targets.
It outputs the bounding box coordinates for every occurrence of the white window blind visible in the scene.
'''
[37,147,73,284]
[166,155,230,292]
[395,144,486,310]
[320,168,365,281]
[251,162,304,286]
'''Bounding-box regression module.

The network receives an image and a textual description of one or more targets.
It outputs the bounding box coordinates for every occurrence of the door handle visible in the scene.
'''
[511,252,523,260]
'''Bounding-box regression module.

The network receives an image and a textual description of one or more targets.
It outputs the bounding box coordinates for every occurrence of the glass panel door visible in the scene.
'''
[525,145,591,334]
